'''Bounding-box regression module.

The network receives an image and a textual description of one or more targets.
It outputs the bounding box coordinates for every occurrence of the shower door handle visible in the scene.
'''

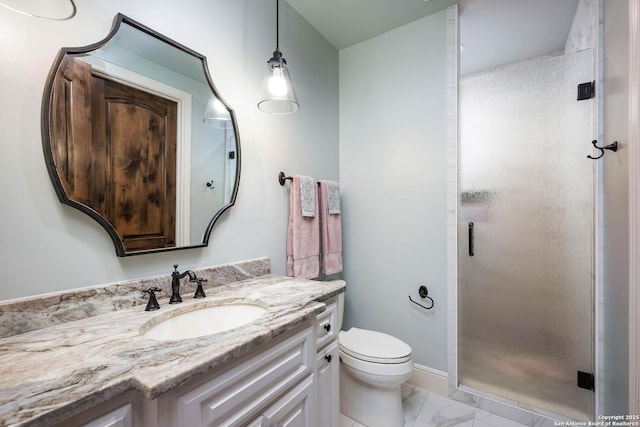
[468,222,474,256]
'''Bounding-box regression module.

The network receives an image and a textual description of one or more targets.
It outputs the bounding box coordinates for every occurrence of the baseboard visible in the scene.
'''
[406,363,449,397]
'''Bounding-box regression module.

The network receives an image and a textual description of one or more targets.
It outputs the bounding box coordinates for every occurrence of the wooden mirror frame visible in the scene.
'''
[41,13,241,256]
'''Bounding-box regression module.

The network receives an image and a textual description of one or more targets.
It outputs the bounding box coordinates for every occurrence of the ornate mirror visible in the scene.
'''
[42,13,240,256]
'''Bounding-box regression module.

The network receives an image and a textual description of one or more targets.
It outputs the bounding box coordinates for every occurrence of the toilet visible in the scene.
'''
[337,293,414,427]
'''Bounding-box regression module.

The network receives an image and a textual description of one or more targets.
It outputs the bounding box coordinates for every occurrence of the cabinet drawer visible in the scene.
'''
[167,327,314,427]
[314,298,337,350]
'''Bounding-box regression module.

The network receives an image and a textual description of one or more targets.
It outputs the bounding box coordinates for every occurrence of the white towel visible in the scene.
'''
[298,175,316,217]
[326,181,341,214]
[319,180,343,275]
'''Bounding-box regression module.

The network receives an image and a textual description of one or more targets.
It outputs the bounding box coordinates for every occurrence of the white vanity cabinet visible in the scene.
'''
[157,326,315,427]
[53,296,345,427]
[313,297,339,427]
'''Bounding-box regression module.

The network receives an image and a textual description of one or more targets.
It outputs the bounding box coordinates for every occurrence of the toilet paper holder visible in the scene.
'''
[408,285,434,310]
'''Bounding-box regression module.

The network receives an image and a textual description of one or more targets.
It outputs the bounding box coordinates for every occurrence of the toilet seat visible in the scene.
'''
[339,327,412,364]
[340,348,414,377]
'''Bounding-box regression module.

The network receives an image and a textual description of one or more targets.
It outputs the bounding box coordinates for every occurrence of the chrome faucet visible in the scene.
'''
[169,264,197,304]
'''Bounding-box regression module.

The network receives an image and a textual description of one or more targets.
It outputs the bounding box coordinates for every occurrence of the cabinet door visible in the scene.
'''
[79,404,132,427]
[54,390,156,427]
[315,341,339,427]
[246,416,265,427]
[261,375,315,427]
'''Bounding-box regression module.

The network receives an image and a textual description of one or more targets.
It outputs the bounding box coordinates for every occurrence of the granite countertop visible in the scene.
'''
[0,274,345,427]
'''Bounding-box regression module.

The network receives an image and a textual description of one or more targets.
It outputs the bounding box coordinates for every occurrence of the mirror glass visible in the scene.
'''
[42,14,240,256]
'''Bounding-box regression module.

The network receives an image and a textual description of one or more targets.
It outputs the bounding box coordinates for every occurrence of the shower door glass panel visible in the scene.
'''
[458,49,594,420]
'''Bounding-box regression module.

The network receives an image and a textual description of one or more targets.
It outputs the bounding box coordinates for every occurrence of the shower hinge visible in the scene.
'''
[577,81,595,100]
[577,371,595,391]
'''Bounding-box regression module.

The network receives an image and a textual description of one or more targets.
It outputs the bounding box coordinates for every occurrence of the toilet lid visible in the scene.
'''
[339,327,412,364]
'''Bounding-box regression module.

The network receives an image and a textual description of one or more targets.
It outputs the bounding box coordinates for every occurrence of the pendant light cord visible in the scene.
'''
[276,0,280,50]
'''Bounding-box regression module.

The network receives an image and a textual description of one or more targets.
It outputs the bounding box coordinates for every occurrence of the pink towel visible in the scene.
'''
[319,180,343,275]
[287,176,320,279]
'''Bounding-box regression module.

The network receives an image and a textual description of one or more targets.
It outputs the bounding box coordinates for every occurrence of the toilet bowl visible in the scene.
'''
[337,295,414,427]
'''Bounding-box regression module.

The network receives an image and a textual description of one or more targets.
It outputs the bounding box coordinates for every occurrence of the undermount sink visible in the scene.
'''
[142,303,267,341]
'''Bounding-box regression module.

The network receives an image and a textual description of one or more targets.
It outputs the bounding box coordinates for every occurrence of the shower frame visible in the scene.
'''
[445,2,606,422]
[631,0,640,414]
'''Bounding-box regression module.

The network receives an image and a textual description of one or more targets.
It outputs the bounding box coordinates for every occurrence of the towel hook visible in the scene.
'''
[587,140,618,160]
[409,285,434,310]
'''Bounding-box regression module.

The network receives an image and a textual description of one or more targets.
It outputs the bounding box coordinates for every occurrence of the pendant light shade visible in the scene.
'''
[258,0,299,114]
[204,97,232,129]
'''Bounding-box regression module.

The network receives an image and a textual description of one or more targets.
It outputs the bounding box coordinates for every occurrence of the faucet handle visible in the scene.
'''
[142,287,161,311]
[194,278,207,299]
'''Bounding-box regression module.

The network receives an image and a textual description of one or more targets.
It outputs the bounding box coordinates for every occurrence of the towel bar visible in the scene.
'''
[278,171,293,185]
[278,171,323,186]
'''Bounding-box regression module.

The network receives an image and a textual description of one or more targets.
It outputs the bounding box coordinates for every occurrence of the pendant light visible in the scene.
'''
[204,97,232,129]
[257,0,299,114]
[0,0,76,20]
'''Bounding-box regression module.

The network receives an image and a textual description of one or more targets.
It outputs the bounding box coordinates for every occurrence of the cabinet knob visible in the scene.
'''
[325,354,332,363]
[323,323,331,332]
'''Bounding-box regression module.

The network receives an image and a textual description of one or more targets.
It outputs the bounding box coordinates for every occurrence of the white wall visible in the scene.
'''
[339,10,449,370]
[0,0,339,300]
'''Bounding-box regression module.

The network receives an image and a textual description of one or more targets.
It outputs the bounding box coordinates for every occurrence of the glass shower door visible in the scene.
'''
[458,49,594,420]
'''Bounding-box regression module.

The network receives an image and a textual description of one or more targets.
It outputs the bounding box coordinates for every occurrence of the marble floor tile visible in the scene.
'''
[411,419,434,427]
[340,413,366,427]
[402,383,429,425]
[476,398,534,426]
[474,409,530,427]
[341,384,530,427]
[416,392,476,427]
